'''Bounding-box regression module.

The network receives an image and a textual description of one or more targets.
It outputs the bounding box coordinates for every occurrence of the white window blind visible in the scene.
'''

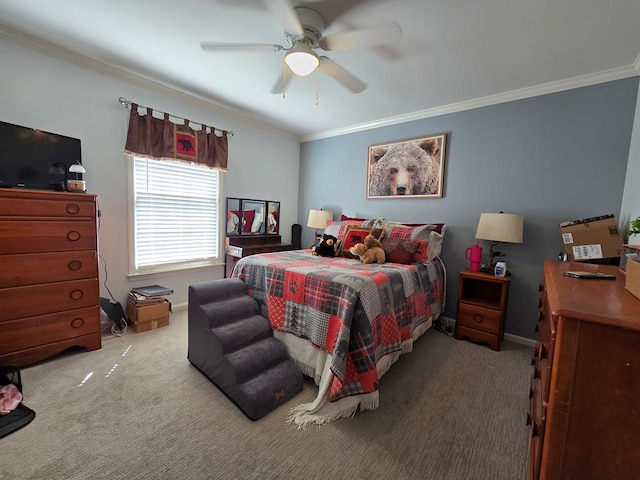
[132,157,219,273]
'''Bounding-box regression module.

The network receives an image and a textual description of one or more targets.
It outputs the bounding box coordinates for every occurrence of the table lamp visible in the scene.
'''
[307,209,333,243]
[475,212,524,272]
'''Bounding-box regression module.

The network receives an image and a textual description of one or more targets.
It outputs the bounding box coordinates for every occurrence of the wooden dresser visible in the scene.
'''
[224,234,295,278]
[0,189,101,367]
[528,260,640,480]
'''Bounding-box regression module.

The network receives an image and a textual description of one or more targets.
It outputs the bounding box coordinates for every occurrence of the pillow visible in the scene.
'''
[381,238,420,264]
[377,219,446,235]
[378,221,446,262]
[324,220,367,240]
[231,210,257,233]
[339,226,384,258]
[381,223,436,242]
[340,214,368,222]
[227,212,240,234]
[241,210,256,233]
[250,212,263,233]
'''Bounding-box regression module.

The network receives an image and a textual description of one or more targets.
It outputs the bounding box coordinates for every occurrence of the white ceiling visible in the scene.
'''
[1,0,640,140]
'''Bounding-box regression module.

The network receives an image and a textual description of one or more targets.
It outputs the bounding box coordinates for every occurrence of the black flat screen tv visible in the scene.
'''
[0,120,82,191]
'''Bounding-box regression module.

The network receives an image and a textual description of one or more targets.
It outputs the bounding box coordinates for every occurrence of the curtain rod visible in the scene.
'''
[118,97,234,136]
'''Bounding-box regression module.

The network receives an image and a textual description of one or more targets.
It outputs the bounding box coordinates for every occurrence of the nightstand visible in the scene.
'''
[454,269,511,351]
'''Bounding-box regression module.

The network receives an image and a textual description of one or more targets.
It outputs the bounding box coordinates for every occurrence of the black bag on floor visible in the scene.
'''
[0,365,36,439]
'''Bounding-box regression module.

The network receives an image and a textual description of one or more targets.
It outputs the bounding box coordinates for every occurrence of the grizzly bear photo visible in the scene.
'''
[367,134,445,198]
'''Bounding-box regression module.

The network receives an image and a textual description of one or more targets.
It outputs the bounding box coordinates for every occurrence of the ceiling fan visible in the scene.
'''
[199,0,402,95]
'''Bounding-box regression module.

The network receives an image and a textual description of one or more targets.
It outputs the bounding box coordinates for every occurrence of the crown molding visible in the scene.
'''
[0,26,298,141]
[2,25,638,145]
[301,63,640,142]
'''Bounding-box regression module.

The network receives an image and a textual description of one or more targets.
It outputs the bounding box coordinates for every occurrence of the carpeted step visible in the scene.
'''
[212,314,273,353]
[188,278,303,420]
[226,337,290,385]
[200,295,259,326]
[237,361,306,420]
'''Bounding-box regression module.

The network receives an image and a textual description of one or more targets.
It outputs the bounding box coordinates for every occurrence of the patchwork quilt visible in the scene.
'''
[231,250,445,403]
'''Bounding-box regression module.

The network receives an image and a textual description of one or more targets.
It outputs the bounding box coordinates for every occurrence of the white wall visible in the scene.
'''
[0,37,300,307]
[620,83,640,234]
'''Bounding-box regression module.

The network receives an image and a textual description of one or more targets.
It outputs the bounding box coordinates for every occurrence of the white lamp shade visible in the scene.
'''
[475,213,524,244]
[68,163,86,174]
[307,209,333,229]
[285,44,319,76]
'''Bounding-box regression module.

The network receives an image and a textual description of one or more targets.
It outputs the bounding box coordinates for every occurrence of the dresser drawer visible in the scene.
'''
[0,278,99,321]
[456,303,501,334]
[0,306,100,354]
[0,193,95,218]
[0,220,96,254]
[0,251,98,288]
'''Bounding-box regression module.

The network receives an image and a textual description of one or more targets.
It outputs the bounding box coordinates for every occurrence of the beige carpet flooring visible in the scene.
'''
[1,308,533,480]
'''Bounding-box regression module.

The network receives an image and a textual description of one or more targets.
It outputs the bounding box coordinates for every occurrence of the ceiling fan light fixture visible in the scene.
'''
[285,43,319,76]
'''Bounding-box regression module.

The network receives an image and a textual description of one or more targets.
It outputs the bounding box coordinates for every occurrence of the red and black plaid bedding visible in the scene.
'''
[231,250,445,402]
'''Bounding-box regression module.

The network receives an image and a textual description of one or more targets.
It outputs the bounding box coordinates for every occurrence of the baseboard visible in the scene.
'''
[442,315,536,348]
[172,302,187,312]
[439,315,456,335]
[504,333,536,348]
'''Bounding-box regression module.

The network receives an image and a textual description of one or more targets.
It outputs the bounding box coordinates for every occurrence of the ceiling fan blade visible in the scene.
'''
[319,57,367,94]
[319,23,402,51]
[270,68,295,94]
[200,41,284,53]
[264,0,304,36]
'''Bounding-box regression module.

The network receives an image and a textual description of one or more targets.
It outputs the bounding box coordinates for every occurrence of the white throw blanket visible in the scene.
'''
[276,318,432,428]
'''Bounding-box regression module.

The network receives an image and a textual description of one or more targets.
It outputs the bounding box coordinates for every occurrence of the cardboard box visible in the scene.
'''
[625,257,640,301]
[620,244,640,273]
[126,299,171,333]
[559,215,623,262]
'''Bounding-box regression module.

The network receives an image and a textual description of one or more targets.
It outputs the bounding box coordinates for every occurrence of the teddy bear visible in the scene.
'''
[349,234,386,264]
[312,233,339,257]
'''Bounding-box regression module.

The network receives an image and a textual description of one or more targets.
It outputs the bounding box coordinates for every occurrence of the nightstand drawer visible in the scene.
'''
[456,303,501,334]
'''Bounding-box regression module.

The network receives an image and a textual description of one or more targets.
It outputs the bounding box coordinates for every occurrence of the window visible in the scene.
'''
[130,156,220,275]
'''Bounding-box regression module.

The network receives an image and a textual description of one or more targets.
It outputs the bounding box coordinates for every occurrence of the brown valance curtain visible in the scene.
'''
[124,103,228,170]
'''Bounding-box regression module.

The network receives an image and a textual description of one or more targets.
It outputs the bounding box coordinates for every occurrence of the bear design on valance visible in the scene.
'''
[124,103,228,170]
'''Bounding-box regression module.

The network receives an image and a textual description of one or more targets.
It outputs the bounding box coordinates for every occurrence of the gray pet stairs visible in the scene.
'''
[188,278,302,420]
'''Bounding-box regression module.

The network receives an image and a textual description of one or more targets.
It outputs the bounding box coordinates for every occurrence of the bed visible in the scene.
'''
[230,219,447,427]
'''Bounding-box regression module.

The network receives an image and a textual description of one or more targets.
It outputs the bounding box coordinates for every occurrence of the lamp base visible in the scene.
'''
[67,180,86,193]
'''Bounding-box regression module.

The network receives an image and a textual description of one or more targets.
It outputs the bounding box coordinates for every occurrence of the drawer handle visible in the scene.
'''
[533,367,540,379]
[66,204,80,215]
[67,231,81,242]
[529,388,534,399]
[71,317,85,328]
[531,356,536,366]
[68,260,83,271]
[526,413,531,426]
[535,323,540,333]
[473,313,483,324]
[537,298,542,308]
[538,310,544,321]
[538,284,544,292]
[69,289,84,300]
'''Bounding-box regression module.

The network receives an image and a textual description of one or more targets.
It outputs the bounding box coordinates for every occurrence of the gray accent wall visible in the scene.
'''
[299,78,639,340]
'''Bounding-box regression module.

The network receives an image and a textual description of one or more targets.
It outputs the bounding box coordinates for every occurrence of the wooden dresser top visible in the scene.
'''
[544,260,640,332]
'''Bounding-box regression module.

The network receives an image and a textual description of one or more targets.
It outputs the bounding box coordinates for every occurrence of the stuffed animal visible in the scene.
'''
[312,234,339,257]
[349,234,386,264]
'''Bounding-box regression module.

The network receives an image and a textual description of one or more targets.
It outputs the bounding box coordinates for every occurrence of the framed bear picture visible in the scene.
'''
[366,133,447,199]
